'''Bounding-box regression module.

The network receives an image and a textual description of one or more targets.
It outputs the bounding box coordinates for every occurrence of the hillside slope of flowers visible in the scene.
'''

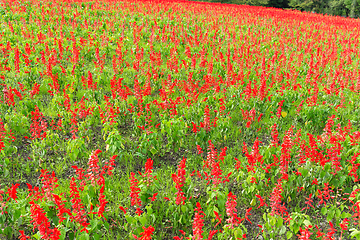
[1,0,360,239]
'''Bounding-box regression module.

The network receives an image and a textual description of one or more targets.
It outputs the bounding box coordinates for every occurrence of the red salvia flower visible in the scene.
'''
[297,225,312,240]
[142,158,157,186]
[29,106,48,140]
[6,183,20,202]
[69,178,89,232]
[276,100,285,118]
[234,157,243,170]
[172,157,187,205]
[196,145,203,154]
[204,140,217,170]
[0,118,6,152]
[52,194,70,224]
[270,123,279,147]
[339,218,350,231]
[102,155,117,176]
[207,230,218,240]
[29,202,60,240]
[301,194,314,211]
[317,183,334,207]
[94,185,108,220]
[39,169,59,202]
[174,229,186,240]
[315,225,325,238]
[326,221,337,240]
[19,230,30,240]
[203,105,211,132]
[130,172,142,208]
[214,211,222,228]
[210,161,223,188]
[30,83,40,98]
[193,202,205,240]
[86,149,102,186]
[14,47,20,73]
[269,180,288,217]
[348,153,360,182]
[149,193,158,202]
[225,192,243,229]
[119,206,127,214]
[245,207,252,224]
[312,178,319,185]
[135,207,143,216]
[133,225,155,240]
[279,127,294,180]
[255,194,268,209]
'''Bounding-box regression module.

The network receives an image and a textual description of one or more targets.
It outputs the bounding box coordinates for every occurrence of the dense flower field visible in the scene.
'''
[1,0,360,239]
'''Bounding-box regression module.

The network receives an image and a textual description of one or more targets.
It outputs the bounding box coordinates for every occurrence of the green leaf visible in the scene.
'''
[234,228,243,238]
[339,175,347,185]
[335,209,341,218]
[303,220,311,227]
[139,215,147,226]
[103,220,110,231]
[350,229,360,239]
[147,206,153,215]
[93,233,100,240]
[341,212,352,218]
[276,217,283,228]
[90,219,98,230]
[294,224,300,233]
[287,231,293,239]
[125,215,136,225]
[321,207,327,215]
[270,216,276,226]
[33,233,41,240]
[150,147,158,155]
[279,225,286,235]
[150,214,156,224]
[181,205,188,213]
[79,232,90,240]
[13,209,21,220]
[212,206,219,217]
[3,226,12,237]
[60,229,67,240]
[70,148,80,161]
[327,212,333,222]
[263,213,267,222]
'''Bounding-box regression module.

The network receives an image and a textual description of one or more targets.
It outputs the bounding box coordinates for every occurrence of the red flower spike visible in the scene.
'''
[255,194,268,209]
[214,211,222,228]
[149,193,158,202]
[225,192,243,229]
[193,202,205,240]
[119,206,127,214]
[19,230,30,240]
[171,158,187,205]
[130,172,142,208]
[6,183,20,201]
[134,225,155,240]
[245,208,252,224]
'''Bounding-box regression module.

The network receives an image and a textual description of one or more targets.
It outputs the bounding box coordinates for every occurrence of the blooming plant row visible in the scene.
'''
[1,0,360,239]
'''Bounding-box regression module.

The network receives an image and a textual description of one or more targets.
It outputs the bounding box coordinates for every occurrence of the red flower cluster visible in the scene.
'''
[130,172,142,216]
[225,192,243,229]
[29,202,61,240]
[193,202,205,240]
[172,157,187,205]
[29,105,48,140]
